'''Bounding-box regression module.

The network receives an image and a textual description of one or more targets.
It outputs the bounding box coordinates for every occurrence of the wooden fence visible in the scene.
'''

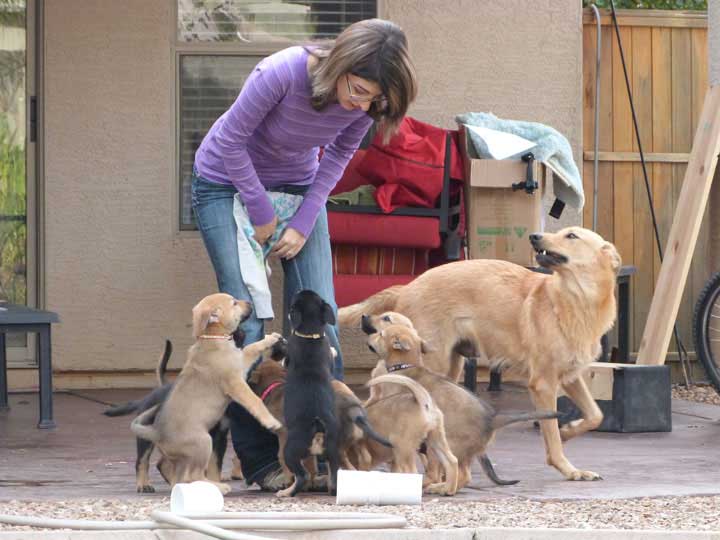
[582,8,709,357]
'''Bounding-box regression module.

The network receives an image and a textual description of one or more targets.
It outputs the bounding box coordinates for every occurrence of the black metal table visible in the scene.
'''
[0,303,60,428]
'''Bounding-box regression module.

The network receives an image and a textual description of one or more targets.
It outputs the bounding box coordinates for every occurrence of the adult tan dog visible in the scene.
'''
[131,293,283,494]
[339,227,621,481]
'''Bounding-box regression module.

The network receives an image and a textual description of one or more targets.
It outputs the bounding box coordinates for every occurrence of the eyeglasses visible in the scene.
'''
[346,74,386,104]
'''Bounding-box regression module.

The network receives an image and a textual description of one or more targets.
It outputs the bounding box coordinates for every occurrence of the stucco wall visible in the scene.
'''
[43,1,220,374]
[31,0,581,385]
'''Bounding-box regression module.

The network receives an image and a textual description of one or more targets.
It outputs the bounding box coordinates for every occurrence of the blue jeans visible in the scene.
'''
[191,172,343,484]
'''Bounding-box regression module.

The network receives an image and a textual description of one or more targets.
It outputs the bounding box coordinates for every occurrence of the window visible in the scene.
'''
[176,0,377,229]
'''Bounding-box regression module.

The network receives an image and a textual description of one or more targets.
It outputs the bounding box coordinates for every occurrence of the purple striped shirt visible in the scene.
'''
[194,46,374,238]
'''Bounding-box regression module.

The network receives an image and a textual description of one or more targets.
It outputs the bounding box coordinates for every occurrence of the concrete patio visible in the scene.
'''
[1,383,720,503]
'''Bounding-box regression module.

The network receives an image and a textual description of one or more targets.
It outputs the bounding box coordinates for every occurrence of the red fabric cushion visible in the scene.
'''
[333,274,416,308]
[328,212,441,249]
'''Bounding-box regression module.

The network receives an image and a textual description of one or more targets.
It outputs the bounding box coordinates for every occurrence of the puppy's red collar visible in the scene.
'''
[261,381,284,402]
[387,363,415,373]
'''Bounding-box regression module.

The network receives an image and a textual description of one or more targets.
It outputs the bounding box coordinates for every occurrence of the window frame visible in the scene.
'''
[172,0,381,232]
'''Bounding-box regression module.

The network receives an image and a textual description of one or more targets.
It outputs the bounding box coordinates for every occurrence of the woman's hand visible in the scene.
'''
[253,215,278,245]
[271,227,306,259]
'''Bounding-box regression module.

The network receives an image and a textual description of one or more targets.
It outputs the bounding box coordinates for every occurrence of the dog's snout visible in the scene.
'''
[529,233,543,244]
[361,314,377,335]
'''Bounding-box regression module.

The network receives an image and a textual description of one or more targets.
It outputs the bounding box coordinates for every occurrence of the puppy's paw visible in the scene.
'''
[137,484,155,493]
[276,486,294,498]
[566,469,602,481]
[216,482,232,495]
[424,482,454,496]
[264,417,284,433]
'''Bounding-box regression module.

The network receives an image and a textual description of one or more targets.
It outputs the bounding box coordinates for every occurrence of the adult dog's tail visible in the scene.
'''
[491,410,560,431]
[368,374,434,412]
[337,285,404,328]
[130,405,161,443]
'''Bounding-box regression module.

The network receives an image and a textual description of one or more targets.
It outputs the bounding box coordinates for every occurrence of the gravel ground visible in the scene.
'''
[2,496,720,532]
[672,383,720,406]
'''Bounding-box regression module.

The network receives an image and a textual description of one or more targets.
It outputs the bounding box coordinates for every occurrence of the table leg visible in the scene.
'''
[618,278,631,363]
[37,325,55,429]
[464,357,478,393]
[488,368,502,392]
[0,332,8,411]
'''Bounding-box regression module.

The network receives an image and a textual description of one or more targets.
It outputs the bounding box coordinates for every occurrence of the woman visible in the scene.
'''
[191,18,417,491]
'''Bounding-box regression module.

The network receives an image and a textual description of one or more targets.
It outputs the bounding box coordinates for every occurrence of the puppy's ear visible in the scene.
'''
[191,304,220,338]
[322,302,336,326]
[289,307,302,329]
[392,336,411,351]
[601,242,621,273]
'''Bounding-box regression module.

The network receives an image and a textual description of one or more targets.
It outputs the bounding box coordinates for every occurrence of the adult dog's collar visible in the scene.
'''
[199,334,232,340]
[387,363,415,373]
[292,329,324,339]
[260,381,284,402]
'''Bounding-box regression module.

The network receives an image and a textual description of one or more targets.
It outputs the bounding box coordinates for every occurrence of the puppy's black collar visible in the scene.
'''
[246,354,264,383]
[387,363,415,373]
[292,329,324,339]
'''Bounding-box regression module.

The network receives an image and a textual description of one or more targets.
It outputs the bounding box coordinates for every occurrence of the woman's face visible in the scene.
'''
[336,73,383,112]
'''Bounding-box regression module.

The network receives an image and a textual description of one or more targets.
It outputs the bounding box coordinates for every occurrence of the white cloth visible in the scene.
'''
[233,192,303,320]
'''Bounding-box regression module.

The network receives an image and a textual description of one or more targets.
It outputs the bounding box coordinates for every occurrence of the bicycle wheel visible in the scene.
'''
[693,271,720,393]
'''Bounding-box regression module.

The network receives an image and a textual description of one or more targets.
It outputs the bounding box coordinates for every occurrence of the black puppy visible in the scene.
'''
[278,290,340,497]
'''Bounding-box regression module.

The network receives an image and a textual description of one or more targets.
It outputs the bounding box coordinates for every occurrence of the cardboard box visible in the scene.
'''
[460,127,547,266]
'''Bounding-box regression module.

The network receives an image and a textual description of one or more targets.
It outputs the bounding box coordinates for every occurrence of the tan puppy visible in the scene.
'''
[339,227,620,481]
[367,324,559,490]
[131,293,283,494]
[354,370,458,495]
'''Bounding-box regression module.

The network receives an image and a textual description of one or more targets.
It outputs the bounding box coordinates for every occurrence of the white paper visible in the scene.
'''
[467,125,536,160]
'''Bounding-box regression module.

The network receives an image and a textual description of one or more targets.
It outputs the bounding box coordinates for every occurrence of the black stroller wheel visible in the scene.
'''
[693,271,720,395]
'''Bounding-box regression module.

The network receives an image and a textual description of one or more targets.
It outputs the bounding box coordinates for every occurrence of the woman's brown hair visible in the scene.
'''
[306,18,417,142]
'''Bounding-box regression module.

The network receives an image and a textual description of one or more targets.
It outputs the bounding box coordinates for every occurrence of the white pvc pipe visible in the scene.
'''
[151,511,269,540]
[0,511,407,535]
[336,470,423,505]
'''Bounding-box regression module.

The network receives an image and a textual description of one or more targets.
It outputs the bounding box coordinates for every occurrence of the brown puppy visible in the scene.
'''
[339,227,620,481]
[355,371,458,495]
[131,293,283,494]
[367,324,559,490]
